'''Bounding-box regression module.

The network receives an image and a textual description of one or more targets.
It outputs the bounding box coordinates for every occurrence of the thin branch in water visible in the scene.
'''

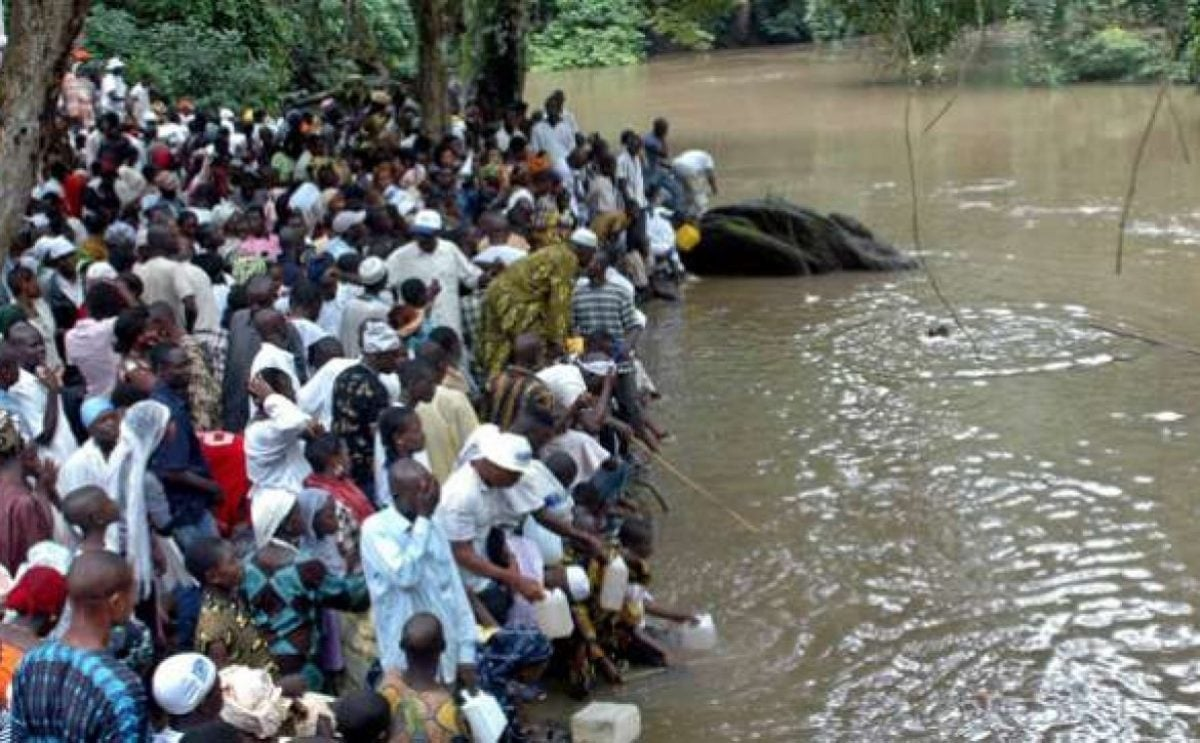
[904,88,982,358]
[1166,84,1191,165]
[923,0,985,135]
[1115,78,1168,276]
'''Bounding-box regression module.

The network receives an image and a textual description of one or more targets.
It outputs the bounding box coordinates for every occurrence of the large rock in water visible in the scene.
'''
[683,199,916,276]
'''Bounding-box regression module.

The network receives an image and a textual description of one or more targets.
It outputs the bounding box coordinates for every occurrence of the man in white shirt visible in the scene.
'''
[245,370,314,501]
[385,210,481,338]
[361,459,478,686]
[616,131,648,211]
[530,94,577,191]
[297,338,357,430]
[58,397,121,494]
[434,427,545,604]
[339,257,393,358]
[99,59,128,118]
[248,310,302,422]
[177,257,220,353]
[671,149,719,216]
[5,322,76,465]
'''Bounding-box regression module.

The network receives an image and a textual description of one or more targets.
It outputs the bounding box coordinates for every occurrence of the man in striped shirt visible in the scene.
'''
[10,551,148,742]
[571,249,645,432]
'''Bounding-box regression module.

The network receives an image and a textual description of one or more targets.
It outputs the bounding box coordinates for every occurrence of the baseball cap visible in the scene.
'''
[478,427,534,474]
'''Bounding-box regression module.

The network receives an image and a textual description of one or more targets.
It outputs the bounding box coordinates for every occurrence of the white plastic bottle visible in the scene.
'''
[599,555,629,611]
[534,588,574,639]
[460,689,507,743]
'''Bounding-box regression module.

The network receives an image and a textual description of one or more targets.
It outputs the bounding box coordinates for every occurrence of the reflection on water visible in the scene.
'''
[532,46,1200,740]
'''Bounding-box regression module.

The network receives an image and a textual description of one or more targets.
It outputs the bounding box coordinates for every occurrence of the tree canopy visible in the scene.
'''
[68,0,1200,109]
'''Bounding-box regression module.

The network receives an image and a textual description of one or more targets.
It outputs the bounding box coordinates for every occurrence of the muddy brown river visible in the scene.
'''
[531,45,1200,740]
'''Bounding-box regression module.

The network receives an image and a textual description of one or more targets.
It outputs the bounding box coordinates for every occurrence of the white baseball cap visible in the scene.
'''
[106,58,125,71]
[153,653,217,716]
[478,427,534,474]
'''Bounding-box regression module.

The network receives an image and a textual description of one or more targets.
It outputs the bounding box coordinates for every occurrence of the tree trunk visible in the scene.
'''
[478,0,527,117]
[414,0,449,139]
[733,0,752,44]
[0,0,91,260]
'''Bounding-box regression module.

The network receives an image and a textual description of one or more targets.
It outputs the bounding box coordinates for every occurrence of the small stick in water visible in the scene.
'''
[1116,78,1168,275]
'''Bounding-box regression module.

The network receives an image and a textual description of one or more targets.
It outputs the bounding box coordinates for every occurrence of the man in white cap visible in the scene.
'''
[100,58,128,118]
[434,425,547,610]
[338,256,392,358]
[152,653,223,741]
[385,209,481,338]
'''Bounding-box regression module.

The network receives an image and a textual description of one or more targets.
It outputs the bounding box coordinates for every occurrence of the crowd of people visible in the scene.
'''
[0,53,721,741]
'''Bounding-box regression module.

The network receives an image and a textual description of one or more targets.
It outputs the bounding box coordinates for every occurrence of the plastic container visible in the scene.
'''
[565,565,591,601]
[598,556,629,612]
[525,518,564,566]
[461,689,507,743]
[534,588,574,639]
[678,612,718,652]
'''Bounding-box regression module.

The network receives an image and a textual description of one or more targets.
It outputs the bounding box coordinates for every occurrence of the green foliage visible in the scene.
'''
[645,0,735,49]
[528,0,648,70]
[85,4,285,108]
[1011,0,1188,84]
[750,0,816,42]
[83,0,415,109]
[1063,25,1167,80]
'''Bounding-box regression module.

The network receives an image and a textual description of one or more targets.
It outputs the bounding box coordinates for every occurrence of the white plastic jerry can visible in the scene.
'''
[598,555,629,612]
[565,564,591,601]
[678,612,718,651]
[460,689,507,743]
[525,517,565,565]
[534,588,575,639]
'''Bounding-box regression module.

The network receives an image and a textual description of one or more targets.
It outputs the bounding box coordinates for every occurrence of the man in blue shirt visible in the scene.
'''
[149,343,223,552]
[11,551,149,742]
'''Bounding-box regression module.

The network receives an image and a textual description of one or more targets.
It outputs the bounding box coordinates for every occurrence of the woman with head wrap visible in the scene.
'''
[103,400,174,602]
[243,488,369,692]
[0,410,55,576]
[0,566,67,708]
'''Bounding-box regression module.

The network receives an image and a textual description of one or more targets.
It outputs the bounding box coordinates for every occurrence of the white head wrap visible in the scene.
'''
[251,489,298,550]
[537,364,588,408]
[362,320,401,354]
[219,665,288,739]
[105,400,171,600]
[577,357,616,377]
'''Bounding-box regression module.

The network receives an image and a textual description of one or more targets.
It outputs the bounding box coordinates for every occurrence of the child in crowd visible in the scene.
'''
[377,613,466,742]
[613,518,700,668]
[389,278,435,351]
[186,537,288,684]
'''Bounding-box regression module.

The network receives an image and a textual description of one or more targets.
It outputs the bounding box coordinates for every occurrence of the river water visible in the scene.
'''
[531,45,1200,740]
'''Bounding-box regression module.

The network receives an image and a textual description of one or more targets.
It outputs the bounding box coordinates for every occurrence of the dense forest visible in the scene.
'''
[72,0,1200,108]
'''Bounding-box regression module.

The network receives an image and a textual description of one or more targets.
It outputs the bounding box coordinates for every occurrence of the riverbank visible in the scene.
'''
[534,47,1200,738]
